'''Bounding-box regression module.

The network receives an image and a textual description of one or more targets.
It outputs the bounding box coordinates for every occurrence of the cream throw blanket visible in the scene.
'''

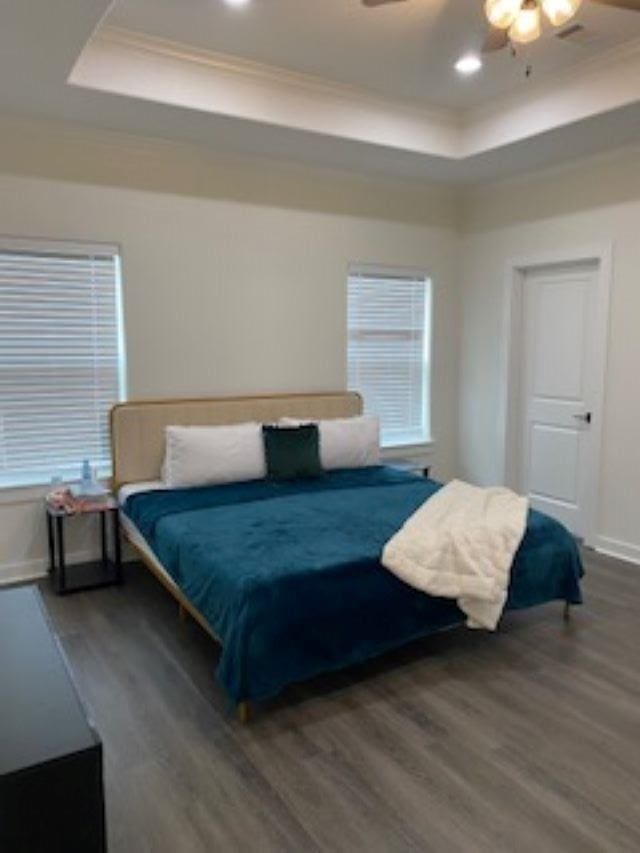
[382,480,528,630]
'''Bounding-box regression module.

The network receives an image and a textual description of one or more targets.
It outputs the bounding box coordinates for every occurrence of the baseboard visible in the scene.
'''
[0,560,47,587]
[0,550,95,587]
[594,536,640,567]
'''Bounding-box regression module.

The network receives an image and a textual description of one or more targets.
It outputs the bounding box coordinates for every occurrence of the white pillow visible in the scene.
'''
[163,422,266,488]
[279,415,380,470]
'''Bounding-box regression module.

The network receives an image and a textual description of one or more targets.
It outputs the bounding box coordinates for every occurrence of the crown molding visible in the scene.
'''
[2,0,639,183]
[69,23,640,168]
[98,26,461,129]
[464,35,640,126]
[462,36,640,156]
[100,24,640,133]
[70,25,464,159]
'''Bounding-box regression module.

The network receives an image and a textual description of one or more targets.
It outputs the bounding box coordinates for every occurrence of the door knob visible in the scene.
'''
[572,412,592,424]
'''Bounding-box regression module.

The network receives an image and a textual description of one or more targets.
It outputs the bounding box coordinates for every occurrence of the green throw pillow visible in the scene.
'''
[262,424,323,480]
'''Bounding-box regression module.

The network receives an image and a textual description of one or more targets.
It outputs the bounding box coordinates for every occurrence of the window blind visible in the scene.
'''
[347,268,431,447]
[0,242,125,488]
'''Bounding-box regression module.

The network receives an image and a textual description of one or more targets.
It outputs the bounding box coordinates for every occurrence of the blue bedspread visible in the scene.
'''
[123,467,583,703]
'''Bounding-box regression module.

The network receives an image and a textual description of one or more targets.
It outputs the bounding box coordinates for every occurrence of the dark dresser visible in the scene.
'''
[0,586,106,852]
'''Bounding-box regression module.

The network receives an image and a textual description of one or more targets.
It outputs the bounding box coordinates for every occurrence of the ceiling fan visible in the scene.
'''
[362,0,640,52]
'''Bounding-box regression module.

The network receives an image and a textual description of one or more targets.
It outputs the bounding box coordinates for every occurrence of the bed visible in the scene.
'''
[112,393,584,718]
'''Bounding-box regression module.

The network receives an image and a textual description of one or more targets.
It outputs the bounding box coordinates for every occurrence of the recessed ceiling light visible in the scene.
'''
[455,54,483,76]
[223,0,251,7]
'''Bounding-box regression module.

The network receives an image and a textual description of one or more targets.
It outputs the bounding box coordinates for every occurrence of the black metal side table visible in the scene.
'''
[388,458,432,478]
[46,498,123,595]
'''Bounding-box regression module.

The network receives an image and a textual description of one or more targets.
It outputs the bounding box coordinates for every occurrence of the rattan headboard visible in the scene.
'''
[110,391,362,489]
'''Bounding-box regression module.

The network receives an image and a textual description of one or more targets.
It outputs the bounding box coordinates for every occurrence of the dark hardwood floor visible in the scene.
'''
[41,548,640,853]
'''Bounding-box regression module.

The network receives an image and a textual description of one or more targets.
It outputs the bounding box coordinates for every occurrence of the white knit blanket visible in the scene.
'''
[381,480,528,630]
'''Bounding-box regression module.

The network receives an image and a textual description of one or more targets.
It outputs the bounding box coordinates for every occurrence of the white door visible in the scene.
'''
[518,262,598,537]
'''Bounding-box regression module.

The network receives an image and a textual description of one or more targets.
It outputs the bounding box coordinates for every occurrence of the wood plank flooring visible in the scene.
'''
[40,548,640,853]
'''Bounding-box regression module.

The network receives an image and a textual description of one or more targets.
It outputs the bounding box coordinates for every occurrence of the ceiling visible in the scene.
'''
[107,0,640,110]
[1,0,639,184]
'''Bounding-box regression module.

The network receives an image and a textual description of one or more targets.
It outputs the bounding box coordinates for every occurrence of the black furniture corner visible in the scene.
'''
[388,458,431,478]
[0,586,106,853]
[46,500,122,595]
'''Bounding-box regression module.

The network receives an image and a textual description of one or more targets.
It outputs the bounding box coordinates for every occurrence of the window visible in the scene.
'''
[347,266,431,448]
[0,239,126,488]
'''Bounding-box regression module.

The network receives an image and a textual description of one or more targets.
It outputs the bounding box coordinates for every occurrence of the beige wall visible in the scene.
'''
[0,116,460,581]
[3,115,638,582]
[459,145,640,563]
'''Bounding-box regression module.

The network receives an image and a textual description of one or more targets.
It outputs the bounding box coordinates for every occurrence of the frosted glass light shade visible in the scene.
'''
[485,0,522,29]
[509,4,542,43]
[542,0,581,26]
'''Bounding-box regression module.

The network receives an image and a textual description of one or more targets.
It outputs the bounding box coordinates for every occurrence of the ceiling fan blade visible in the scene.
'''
[362,0,409,7]
[589,0,640,9]
[482,27,510,53]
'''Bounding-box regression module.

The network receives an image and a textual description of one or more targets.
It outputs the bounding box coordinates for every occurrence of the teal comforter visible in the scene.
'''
[123,467,583,703]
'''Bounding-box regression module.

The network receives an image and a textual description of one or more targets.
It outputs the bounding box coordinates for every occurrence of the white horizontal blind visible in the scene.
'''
[0,242,125,487]
[348,268,431,447]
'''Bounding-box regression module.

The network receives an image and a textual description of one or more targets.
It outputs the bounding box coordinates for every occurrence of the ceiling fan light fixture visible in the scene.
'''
[485,0,522,29]
[541,0,582,27]
[509,2,542,43]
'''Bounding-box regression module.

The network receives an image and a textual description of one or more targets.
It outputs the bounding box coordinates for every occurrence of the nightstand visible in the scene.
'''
[388,458,431,478]
[46,497,122,595]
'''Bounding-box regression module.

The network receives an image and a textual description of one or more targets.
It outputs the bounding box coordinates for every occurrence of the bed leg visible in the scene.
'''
[237,702,252,724]
[563,601,571,622]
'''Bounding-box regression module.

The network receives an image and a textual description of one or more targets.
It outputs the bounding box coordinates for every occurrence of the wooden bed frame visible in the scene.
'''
[110,392,363,722]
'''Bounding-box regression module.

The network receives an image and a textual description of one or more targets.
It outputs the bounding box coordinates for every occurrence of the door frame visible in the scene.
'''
[499,245,612,547]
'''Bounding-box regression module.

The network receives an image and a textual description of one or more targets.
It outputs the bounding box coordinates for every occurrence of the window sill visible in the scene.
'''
[0,483,54,507]
[0,478,111,507]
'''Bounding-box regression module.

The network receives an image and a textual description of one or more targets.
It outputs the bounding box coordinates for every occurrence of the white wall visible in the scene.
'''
[459,145,640,564]
[4,116,638,583]
[0,115,460,582]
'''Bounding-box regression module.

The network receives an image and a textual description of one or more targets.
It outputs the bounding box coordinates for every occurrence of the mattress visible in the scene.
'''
[118,481,166,504]
[120,467,584,704]
[120,510,172,585]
